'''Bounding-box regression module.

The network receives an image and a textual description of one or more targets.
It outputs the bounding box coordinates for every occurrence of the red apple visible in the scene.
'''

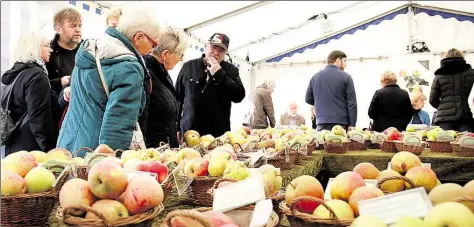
[94,144,114,154]
[88,160,128,199]
[241,126,251,135]
[123,175,163,215]
[184,158,209,178]
[285,175,324,214]
[147,161,168,183]
[123,159,149,172]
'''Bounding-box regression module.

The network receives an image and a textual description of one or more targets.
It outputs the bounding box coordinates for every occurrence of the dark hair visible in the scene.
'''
[327,50,347,64]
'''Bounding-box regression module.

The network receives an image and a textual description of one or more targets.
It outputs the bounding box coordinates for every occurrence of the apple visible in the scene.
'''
[353,163,380,179]
[377,170,405,193]
[412,70,421,78]
[120,150,141,165]
[30,150,47,162]
[223,160,250,181]
[85,199,129,220]
[351,215,387,227]
[88,160,128,199]
[148,161,168,183]
[390,151,422,174]
[123,159,149,172]
[228,132,246,146]
[176,148,201,165]
[1,171,26,196]
[406,126,416,133]
[387,130,403,141]
[4,152,37,177]
[393,216,424,227]
[73,157,85,165]
[24,166,56,193]
[208,151,232,177]
[139,149,161,162]
[241,126,251,135]
[330,171,366,202]
[200,134,215,148]
[285,175,324,214]
[169,215,209,227]
[94,144,114,154]
[46,148,73,161]
[313,199,354,220]
[429,183,465,206]
[348,187,384,216]
[184,130,200,147]
[331,125,345,136]
[423,202,474,227]
[212,144,237,161]
[405,166,438,192]
[160,149,177,164]
[463,180,474,212]
[184,158,209,179]
[202,211,237,227]
[60,178,97,216]
[123,175,163,215]
[259,164,282,198]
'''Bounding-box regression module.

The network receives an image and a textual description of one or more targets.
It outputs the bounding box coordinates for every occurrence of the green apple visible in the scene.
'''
[208,151,232,177]
[259,164,282,198]
[393,216,424,227]
[351,215,387,227]
[331,125,345,136]
[223,160,249,181]
[406,126,416,133]
[24,167,56,193]
[30,151,47,162]
[424,202,474,227]
[448,130,457,138]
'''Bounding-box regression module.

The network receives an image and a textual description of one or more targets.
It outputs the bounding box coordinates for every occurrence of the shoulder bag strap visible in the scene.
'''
[95,45,110,98]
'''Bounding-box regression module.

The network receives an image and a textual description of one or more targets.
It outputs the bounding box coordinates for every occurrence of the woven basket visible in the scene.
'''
[1,165,70,227]
[267,146,299,170]
[306,141,317,155]
[290,142,307,165]
[280,197,353,227]
[60,204,163,227]
[394,142,426,155]
[381,141,398,153]
[451,142,474,157]
[187,176,219,206]
[323,142,349,153]
[72,147,111,180]
[347,140,370,151]
[377,175,416,194]
[427,140,453,153]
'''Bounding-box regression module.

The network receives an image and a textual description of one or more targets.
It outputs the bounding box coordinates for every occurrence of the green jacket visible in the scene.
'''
[57,27,146,156]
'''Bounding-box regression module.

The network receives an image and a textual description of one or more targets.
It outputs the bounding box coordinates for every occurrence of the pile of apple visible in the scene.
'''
[1,150,66,196]
[59,158,163,221]
[383,127,404,141]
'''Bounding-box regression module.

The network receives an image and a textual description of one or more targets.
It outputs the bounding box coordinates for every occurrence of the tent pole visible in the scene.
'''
[407,1,414,53]
[184,1,275,32]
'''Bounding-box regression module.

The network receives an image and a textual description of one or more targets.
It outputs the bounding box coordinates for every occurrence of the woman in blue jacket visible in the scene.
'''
[410,92,431,125]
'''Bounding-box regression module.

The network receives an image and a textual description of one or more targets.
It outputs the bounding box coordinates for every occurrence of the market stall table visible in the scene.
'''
[48,153,324,226]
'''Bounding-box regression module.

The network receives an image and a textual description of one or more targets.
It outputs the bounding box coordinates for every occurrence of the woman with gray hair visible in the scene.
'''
[246,79,276,129]
[57,3,162,155]
[143,27,188,147]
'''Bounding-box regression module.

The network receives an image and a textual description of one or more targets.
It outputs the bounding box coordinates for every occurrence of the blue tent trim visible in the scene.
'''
[414,7,474,23]
[266,7,409,63]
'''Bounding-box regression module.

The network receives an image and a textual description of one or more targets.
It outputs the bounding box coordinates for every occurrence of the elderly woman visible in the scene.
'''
[143,27,187,148]
[1,31,56,155]
[246,79,276,129]
[410,91,431,125]
[368,71,413,132]
[430,48,474,131]
[57,4,161,155]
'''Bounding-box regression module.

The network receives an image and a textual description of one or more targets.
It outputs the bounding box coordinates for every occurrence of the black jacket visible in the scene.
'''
[1,62,57,155]
[176,58,245,137]
[143,55,180,147]
[368,84,413,132]
[430,57,474,124]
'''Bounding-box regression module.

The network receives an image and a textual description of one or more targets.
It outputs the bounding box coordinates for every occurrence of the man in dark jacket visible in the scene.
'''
[176,33,246,138]
[305,50,357,131]
[430,49,474,131]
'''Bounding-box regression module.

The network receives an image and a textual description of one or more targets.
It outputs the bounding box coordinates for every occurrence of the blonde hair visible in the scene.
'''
[116,3,161,42]
[106,7,122,25]
[380,71,397,85]
[14,31,49,63]
[152,27,188,56]
[445,48,464,58]
[53,8,82,28]
[411,91,426,109]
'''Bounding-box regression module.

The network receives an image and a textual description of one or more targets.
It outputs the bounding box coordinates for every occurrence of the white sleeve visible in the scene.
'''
[469,84,474,118]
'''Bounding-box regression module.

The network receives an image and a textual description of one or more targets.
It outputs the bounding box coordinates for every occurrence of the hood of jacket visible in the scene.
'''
[2,61,45,85]
[75,27,146,70]
[435,57,472,75]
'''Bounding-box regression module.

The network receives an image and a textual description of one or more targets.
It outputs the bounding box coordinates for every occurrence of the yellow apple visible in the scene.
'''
[424,202,474,227]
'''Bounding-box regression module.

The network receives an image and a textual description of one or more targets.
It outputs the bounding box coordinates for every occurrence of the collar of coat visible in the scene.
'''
[435,57,472,75]
[51,33,83,51]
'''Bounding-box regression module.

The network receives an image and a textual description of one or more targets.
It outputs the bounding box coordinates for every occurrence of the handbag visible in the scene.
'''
[94,45,146,150]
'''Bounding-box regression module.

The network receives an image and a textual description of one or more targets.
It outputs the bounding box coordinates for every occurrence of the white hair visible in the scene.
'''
[14,31,49,63]
[116,3,161,42]
[152,27,188,56]
[261,79,276,90]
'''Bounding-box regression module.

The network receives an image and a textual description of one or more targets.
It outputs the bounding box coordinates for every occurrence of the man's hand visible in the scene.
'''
[61,76,71,86]
[206,57,221,75]
[64,87,71,102]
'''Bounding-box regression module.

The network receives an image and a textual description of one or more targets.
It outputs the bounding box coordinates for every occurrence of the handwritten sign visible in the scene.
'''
[249,199,273,227]
[324,178,377,200]
[124,169,157,182]
[436,132,454,142]
[460,136,474,149]
[358,188,433,225]
[387,162,431,170]
[213,174,266,213]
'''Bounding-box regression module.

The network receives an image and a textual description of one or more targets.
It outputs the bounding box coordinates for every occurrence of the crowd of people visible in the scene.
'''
[2,4,474,158]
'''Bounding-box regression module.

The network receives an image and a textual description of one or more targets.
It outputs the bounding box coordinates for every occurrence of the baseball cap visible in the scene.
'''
[209,33,230,51]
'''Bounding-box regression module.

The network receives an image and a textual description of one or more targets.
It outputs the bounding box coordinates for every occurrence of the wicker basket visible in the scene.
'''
[347,140,370,151]
[306,141,317,155]
[451,142,474,157]
[376,175,416,194]
[72,147,111,180]
[427,140,453,153]
[187,176,219,206]
[60,204,163,227]
[280,197,353,227]
[1,165,70,227]
[381,141,399,153]
[323,142,349,153]
[291,142,307,165]
[394,142,426,155]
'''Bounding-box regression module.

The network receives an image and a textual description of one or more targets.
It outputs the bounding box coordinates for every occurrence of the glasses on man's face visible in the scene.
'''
[141,32,158,48]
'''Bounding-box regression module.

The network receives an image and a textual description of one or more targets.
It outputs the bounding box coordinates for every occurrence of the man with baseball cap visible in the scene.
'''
[176,33,246,138]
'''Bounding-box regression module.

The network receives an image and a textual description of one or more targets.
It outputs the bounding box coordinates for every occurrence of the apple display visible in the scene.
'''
[147,161,168,183]
[184,130,200,147]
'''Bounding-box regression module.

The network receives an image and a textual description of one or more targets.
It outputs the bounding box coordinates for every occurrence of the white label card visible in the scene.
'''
[387,162,431,170]
[250,149,265,166]
[324,178,377,200]
[404,135,422,146]
[358,188,433,225]
[213,174,266,213]
[249,199,273,227]
[460,136,474,149]
[350,132,365,144]
[436,132,454,142]
[171,162,193,196]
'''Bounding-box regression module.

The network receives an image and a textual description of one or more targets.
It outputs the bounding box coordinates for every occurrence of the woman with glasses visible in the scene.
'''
[143,27,187,148]
[56,4,162,155]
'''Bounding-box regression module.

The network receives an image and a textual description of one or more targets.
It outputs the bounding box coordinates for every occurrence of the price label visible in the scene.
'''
[250,149,265,166]
[358,188,433,225]
[403,135,422,146]
[249,199,273,227]
[171,162,193,196]
[350,132,365,144]
[213,174,266,213]
[436,132,454,142]
[460,136,474,149]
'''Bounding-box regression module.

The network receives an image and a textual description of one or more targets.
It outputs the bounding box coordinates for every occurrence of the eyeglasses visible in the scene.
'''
[139,32,158,48]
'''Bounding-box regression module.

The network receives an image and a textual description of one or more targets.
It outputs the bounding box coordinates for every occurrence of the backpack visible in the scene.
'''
[1,70,28,145]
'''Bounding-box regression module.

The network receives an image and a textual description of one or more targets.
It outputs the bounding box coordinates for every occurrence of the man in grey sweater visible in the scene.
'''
[305,50,357,131]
